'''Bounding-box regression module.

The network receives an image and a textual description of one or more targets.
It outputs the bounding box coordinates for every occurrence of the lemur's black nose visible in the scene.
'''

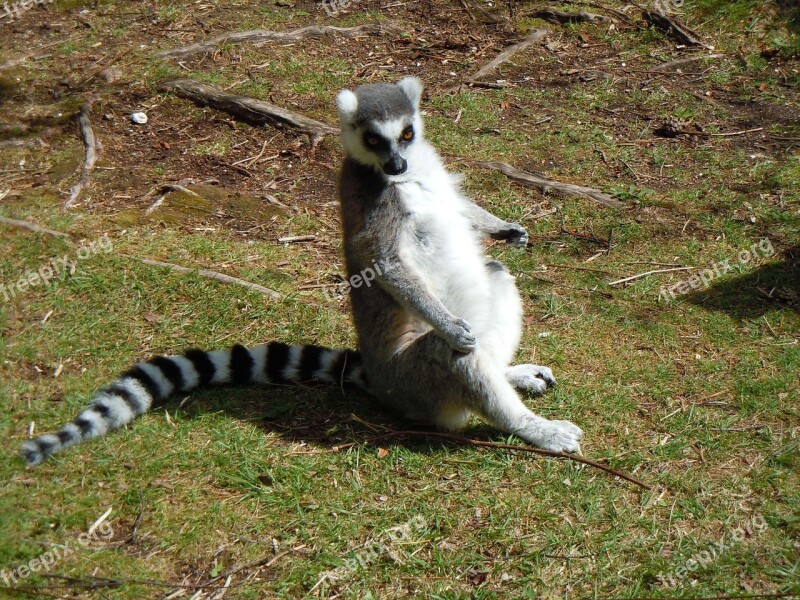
[383,156,407,175]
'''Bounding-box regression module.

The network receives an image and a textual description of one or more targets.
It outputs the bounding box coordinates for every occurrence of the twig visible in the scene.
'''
[0,40,62,70]
[63,102,101,211]
[557,0,635,24]
[336,430,652,490]
[131,256,281,300]
[0,139,43,149]
[643,9,709,48]
[156,23,398,59]
[277,235,317,244]
[215,549,290,579]
[708,425,767,432]
[530,115,555,127]
[465,28,550,85]
[25,573,242,591]
[126,487,145,544]
[544,263,625,277]
[0,216,71,238]
[457,0,507,23]
[608,266,693,286]
[704,127,764,138]
[144,184,205,215]
[158,79,337,142]
[652,53,725,71]
[523,273,614,298]
[469,160,624,209]
[625,261,685,267]
[532,8,608,24]
[87,507,113,537]
[74,47,133,89]
[161,183,204,198]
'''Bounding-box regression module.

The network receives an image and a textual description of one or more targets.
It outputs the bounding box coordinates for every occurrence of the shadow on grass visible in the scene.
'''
[179,383,505,453]
[683,247,800,318]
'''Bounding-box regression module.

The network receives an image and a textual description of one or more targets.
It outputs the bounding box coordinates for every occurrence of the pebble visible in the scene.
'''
[130,112,148,124]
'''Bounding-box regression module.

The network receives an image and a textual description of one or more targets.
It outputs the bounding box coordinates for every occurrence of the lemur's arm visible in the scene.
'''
[379,255,476,353]
[356,225,476,354]
[463,202,528,248]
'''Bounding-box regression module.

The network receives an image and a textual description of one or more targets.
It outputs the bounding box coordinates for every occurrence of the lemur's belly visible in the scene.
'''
[398,185,494,338]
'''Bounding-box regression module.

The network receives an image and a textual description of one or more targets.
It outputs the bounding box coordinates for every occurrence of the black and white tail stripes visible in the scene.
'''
[20,342,365,466]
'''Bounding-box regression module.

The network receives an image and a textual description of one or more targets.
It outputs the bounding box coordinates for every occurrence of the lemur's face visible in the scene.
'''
[358,117,415,175]
[336,77,423,177]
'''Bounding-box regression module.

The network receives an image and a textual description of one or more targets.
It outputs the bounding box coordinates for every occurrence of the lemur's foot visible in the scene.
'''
[505,364,556,394]
[516,416,583,454]
[505,223,529,248]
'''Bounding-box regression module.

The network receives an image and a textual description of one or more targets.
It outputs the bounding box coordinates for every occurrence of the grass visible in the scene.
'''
[1,0,799,598]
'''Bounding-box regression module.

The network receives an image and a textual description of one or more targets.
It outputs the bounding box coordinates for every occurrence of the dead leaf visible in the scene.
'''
[377,447,389,459]
[470,571,489,586]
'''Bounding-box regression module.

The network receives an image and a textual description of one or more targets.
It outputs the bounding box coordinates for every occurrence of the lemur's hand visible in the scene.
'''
[504,222,529,248]
[437,317,476,353]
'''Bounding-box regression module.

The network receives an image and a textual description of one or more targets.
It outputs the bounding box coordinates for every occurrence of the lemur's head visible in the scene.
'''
[336,77,423,177]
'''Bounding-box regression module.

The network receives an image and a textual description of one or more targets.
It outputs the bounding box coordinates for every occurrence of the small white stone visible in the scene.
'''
[130,112,148,124]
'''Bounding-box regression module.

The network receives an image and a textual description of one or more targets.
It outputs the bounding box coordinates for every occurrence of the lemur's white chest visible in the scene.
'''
[395,171,492,325]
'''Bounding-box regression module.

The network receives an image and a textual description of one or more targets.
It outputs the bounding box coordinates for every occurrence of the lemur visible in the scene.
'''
[20,77,583,466]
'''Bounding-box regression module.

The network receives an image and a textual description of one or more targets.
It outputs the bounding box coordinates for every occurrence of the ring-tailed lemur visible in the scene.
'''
[20,77,582,466]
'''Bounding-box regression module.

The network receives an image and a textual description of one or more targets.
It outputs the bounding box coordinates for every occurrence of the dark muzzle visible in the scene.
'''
[383,156,407,175]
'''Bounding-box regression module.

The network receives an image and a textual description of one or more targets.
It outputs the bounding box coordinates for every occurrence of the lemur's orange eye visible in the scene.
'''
[366,136,380,146]
[402,128,414,141]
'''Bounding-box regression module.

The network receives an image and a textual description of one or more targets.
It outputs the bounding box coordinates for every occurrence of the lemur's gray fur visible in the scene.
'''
[19,77,581,467]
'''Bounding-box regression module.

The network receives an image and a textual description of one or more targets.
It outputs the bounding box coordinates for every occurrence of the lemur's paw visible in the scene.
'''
[440,317,476,354]
[505,223,529,248]
[517,417,583,453]
[543,420,584,454]
[505,364,556,394]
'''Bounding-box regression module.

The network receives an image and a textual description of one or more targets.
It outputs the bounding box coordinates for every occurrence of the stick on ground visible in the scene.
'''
[0,216,71,238]
[158,79,337,142]
[532,8,608,24]
[133,256,281,300]
[63,102,101,211]
[608,266,693,286]
[469,160,624,209]
[653,53,725,71]
[465,28,550,85]
[336,430,652,490]
[157,23,397,59]
[643,10,708,48]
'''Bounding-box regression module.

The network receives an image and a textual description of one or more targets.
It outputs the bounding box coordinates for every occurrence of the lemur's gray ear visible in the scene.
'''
[336,89,358,123]
[398,76,422,107]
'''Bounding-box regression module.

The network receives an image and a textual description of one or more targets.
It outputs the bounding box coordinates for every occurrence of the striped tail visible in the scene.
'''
[20,342,365,466]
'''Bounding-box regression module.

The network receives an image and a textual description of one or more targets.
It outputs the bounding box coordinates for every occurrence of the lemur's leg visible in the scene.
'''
[505,364,556,394]
[464,352,581,453]
[377,332,582,452]
[480,260,557,394]
[479,259,522,367]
